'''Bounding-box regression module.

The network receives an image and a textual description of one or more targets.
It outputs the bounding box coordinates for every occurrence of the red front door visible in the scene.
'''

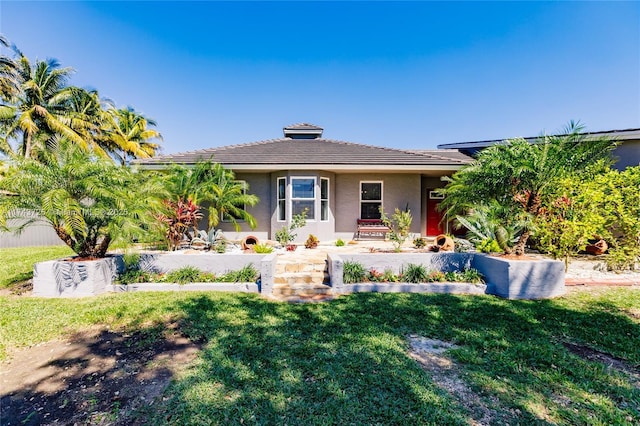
[426,190,445,236]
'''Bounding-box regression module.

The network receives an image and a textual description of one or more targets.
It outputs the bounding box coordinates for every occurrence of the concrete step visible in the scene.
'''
[275,261,328,274]
[272,283,333,297]
[273,272,330,286]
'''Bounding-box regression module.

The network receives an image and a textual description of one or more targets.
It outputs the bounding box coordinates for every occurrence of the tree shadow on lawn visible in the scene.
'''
[150,292,639,425]
[0,324,201,426]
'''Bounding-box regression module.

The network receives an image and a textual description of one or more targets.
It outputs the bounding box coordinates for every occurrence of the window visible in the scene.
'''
[360,181,382,219]
[277,177,286,221]
[320,178,329,221]
[291,177,315,220]
[221,181,247,222]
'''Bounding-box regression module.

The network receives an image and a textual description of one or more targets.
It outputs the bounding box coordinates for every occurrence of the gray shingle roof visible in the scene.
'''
[134,138,473,168]
[437,127,640,150]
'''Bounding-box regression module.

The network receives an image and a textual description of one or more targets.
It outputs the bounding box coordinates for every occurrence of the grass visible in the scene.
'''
[1,289,639,424]
[0,245,74,288]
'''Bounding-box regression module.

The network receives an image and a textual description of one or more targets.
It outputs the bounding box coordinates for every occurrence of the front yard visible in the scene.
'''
[0,246,73,290]
[1,288,638,425]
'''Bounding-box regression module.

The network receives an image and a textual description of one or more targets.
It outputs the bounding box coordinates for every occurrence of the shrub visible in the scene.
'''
[476,238,502,253]
[368,268,383,282]
[335,239,345,247]
[116,269,154,284]
[122,252,141,271]
[403,263,428,283]
[426,270,446,282]
[163,266,203,284]
[213,239,227,253]
[343,261,367,284]
[253,243,273,254]
[305,234,319,249]
[380,207,413,252]
[219,264,259,282]
[382,268,400,283]
[275,210,307,246]
[460,268,484,284]
[413,237,426,249]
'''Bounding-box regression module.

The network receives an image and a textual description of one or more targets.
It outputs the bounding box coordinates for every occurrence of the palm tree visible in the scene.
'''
[164,161,259,232]
[0,55,85,159]
[439,122,615,256]
[103,106,162,165]
[0,141,167,257]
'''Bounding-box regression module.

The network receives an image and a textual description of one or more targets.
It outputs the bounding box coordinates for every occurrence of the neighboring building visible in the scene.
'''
[437,127,640,170]
[135,123,473,242]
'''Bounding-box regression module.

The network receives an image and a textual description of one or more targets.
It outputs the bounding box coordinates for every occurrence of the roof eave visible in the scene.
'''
[134,163,468,172]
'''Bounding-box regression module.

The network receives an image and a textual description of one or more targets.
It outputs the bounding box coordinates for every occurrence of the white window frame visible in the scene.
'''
[360,181,383,220]
[221,180,247,222]
[277,177,286,222]
[290,176,316,222]
[320,177,329,222]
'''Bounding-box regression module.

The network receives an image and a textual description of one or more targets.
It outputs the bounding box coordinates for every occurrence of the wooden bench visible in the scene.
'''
[356,219,391,240]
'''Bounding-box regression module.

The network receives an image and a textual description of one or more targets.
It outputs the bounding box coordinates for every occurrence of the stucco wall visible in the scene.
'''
[335,173,422,238]
[269,171,336,243]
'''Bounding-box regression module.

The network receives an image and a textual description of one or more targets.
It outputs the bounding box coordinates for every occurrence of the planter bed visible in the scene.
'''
[329,252,564,300]
[137,253,266,275]
[33,253,273,298]
[336,282,487,295]
[106,282,259,293]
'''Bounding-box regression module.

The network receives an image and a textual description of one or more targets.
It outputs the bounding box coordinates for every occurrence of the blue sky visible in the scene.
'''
[1,1,639,154]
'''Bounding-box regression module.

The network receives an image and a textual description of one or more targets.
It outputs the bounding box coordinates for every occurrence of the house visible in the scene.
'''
[437,127,640,170]
[135,123,472,242]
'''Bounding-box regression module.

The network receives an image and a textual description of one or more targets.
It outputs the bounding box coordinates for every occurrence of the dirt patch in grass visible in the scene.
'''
[0,325,201,425]
[562,341,640,388]
[407,335,517,425]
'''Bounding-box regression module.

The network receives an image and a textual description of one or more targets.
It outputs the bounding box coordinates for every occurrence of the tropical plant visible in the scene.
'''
[439,122,615,255]
[0,141,167,257]
[156,199,203,251]
[380,207,413,252]
[164,161,258,231]
[454,201,523,253]
[0,55,86,159]
[0,41,162,164]
[102,106,162,165]
[343,261,367,284]
[275,210,307,246]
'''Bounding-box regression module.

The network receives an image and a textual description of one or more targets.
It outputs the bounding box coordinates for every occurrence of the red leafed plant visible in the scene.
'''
[157,199,203,250]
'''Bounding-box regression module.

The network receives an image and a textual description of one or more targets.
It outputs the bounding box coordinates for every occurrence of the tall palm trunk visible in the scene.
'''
[23,132,32,159]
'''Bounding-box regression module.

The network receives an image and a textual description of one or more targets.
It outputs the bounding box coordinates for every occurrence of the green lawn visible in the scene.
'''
[0,245,74,288]
[1,289,638,424]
